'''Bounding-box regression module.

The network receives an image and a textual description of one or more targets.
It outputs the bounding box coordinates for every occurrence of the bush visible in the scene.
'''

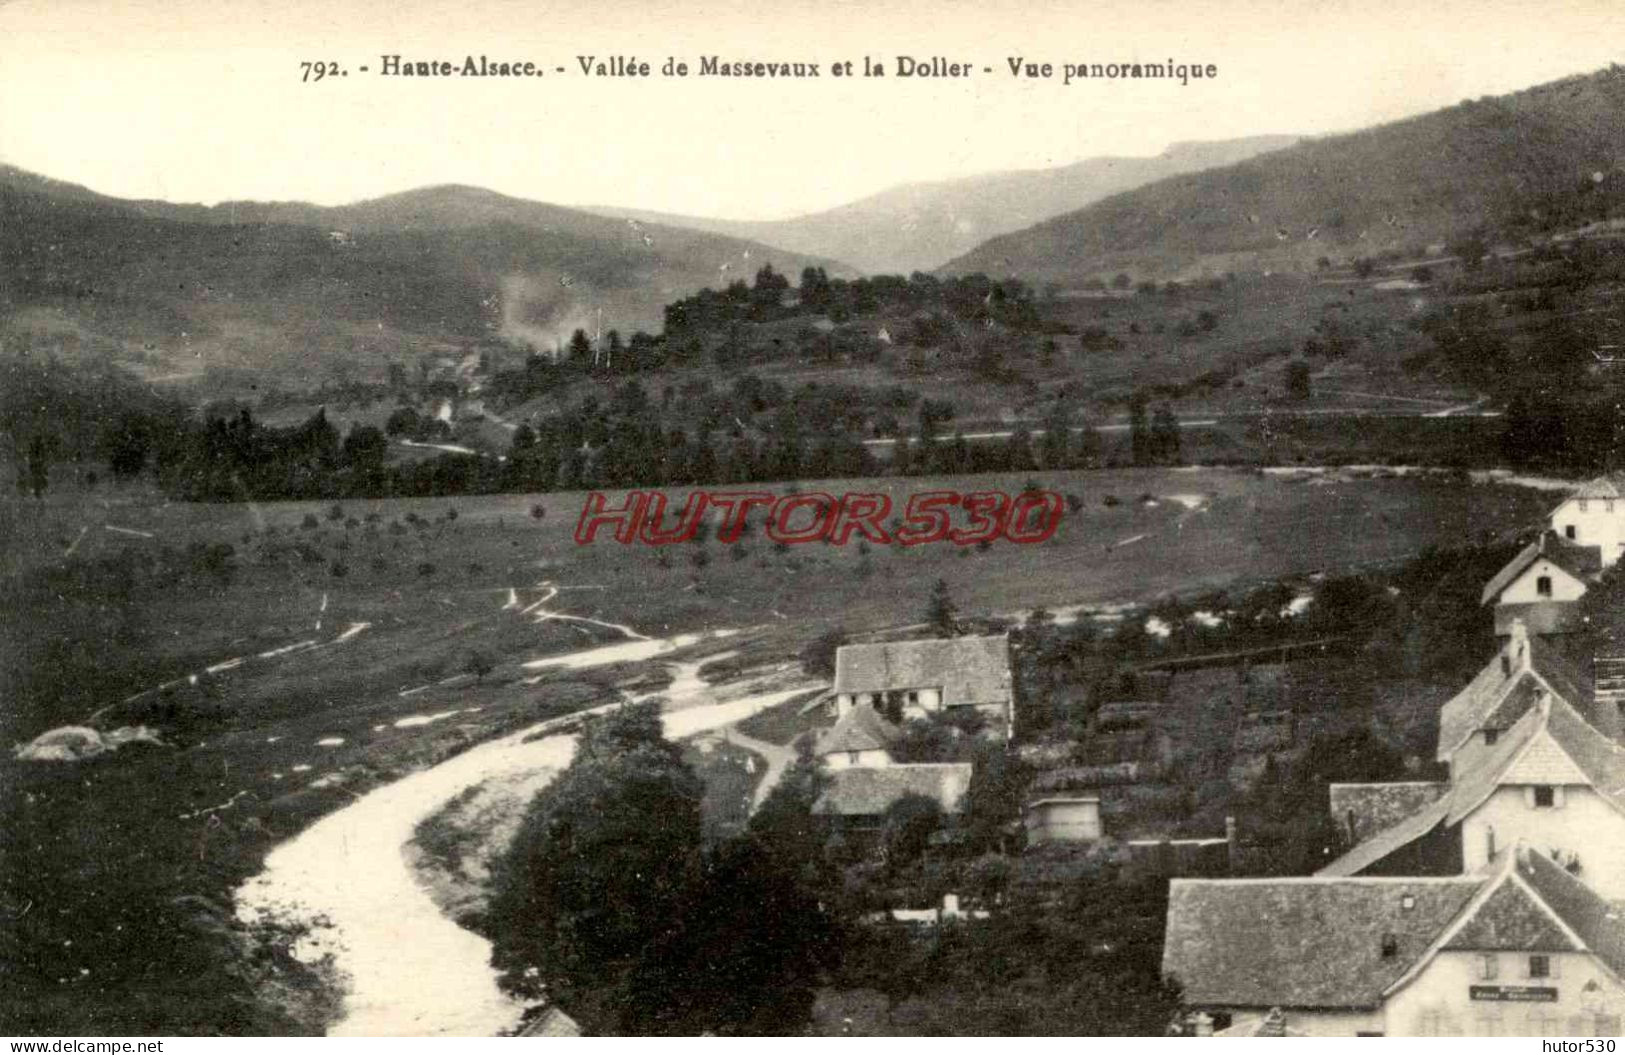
[330,561,348,578]
[530,503,546,520]
[417,561,437,577]
[327,504,345,522]
[301,513,320,530]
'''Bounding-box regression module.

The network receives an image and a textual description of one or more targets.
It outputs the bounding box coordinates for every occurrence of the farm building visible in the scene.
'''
[1547,474,1625,567]
[816,701,902,770]
[1480,531,1600,638]
[831,634,1013,735]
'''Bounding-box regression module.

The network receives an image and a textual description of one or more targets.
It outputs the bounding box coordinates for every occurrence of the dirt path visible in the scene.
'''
[724,725,797,811]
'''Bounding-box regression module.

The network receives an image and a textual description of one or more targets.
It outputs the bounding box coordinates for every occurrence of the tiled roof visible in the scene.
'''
[1436,632,1594,762]
[1517,847,1625,978]
[1328,782,1450,844]
[1480,532,1602,605]
[1442,870,1579,952]
[1570,475,1625,500]
[1544,692,1625,811]
[1169,850,1625,1013]
[1323,693,1625,878]
[812,763,973,817]
[816,702,901,756]
[1321,706,1545,877]
[1163,877,1481,1009]
[833,635,1011,707]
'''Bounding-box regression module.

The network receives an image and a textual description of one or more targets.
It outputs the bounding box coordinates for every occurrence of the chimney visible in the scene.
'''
[1225,815,1239,875]
[1502,618,1531,677]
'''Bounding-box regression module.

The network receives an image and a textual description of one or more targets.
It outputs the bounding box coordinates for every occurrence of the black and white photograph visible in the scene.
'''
[3,0,1625,1038]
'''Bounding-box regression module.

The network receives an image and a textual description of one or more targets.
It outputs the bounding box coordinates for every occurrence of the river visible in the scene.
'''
[235,657,809,1036]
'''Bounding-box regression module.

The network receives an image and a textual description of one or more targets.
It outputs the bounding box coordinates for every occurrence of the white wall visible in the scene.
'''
[1495,559,1589,604]
[1551,498,1625,568]
[1024,801,1102,843]
[1461,787,1625,899]
[1384,950,1625,1036]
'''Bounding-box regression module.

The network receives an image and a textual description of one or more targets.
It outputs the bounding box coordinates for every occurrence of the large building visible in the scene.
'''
[831,634,1013,734]
[1317,622,1625,898]
[1164,848,1625,1037]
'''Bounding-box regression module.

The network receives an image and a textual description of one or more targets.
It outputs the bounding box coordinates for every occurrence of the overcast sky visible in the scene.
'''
[1,0,1620,220]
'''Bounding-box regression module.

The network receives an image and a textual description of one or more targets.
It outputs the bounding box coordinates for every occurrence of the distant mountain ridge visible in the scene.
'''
[942,66,1625,283]
[0,168,851,390]
[582,135,1302,275]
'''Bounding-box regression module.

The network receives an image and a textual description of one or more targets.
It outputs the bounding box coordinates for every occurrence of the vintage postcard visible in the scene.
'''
[4,0,1625,1039]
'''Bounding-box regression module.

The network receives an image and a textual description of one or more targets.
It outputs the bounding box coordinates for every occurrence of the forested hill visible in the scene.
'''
[942,66,1625,284]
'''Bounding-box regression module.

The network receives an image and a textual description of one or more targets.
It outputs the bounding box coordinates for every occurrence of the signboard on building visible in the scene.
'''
[1469,985,1558,1002]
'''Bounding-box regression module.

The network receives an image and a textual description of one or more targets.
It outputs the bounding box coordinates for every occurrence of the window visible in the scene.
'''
[1534,785,1556,808]
[1537,575,1553,597]
[847,751,860,765]
[1479,953,1499,980]
[1566,524,1577,539]
[1380,933,1399,959]
[1484,728,1500,746]
[1528,954,1551,979]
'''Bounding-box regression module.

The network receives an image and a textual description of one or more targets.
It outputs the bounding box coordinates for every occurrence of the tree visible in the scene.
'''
[463,650,494,683]
[25,434,49,497]
[342,425,388,469]
[1150,404,1181,465]
[1129,395,1150,466]
[619,834,839,1035]
[883,792,943,865]
[800,626,849,679]
[488,701,703,1028]
[567,328,594,365]
[925,578,959,637]
[1285,360,1312,400]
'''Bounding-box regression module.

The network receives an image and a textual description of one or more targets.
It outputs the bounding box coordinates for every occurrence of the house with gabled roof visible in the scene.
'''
[1433,620,1611,777]
[1549,474,1625,567]
[1164,847,1625,1036]
[1480,531,1602,637]
[815,701,902,770]
[832,634,1013,735]
[1319,687,1625,899]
